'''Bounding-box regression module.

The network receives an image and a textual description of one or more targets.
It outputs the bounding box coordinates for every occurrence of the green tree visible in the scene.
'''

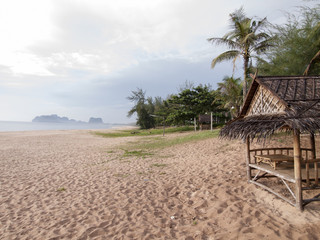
[208,7,273,98]
[152,96,169,126]
[167,84,221,129]
[167,89,197,126]
[258,5,320,75]
[127,88,155,129]
[304,24,320,75]
[216,76,243,118]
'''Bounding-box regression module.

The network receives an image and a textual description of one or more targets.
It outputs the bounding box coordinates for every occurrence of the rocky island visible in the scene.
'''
[32,114,78,123]
[88,117,103,124]
[32,114,104,124]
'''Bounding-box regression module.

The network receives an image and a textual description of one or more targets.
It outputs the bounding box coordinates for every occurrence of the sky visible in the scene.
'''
[0,0,317,123]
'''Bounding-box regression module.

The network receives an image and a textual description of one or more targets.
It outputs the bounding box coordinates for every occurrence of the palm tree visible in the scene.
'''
[217,76,243,118]
[208,7,273,98]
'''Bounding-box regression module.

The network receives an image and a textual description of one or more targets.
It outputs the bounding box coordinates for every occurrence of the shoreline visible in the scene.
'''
[0,120,136,133]
[1,129,320,239]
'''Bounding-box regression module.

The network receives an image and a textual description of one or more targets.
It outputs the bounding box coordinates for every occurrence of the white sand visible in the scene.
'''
[1,129,320,239]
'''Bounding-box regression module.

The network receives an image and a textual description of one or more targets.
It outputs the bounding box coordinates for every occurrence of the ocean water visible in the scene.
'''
[0,121,126,132]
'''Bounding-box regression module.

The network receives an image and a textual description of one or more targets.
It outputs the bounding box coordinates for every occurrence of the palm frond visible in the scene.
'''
[127,107,137,117]
[232,54,242,73]
[253,39,275,54]
[211,50,240,68]
[252,55,269,64]
[229,7,246,26]
[254,32,273,42]
[304,49,320,75]
[234,20,251,39]
[252,17,268,32]
[242,32,255,44]
[207,37,240,49]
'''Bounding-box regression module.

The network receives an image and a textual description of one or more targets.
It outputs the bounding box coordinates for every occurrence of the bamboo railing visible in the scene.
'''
[249,147,320,188]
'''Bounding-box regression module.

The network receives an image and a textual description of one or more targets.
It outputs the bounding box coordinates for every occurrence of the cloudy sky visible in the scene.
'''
[0,0,317,123]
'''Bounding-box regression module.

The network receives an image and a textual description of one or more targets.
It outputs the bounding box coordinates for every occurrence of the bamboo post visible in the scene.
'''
[306,154,310,187]
[310,133,318,185]
[210,112,213,132]
[163,117,165,137]
[245,137,252,182]
[293,130,303,211]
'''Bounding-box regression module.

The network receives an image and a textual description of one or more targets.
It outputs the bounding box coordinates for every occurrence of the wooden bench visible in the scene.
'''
[255,154,294,170]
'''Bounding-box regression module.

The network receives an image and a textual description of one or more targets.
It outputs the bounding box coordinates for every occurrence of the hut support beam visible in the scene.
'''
[310,133,318,185]
[249,180,295,206]
[303,193,320,207]
[293,130,303,211]
[252,170,261,181]
[249,165,296,205]
[245,137,252,182]
[281,178,296,200]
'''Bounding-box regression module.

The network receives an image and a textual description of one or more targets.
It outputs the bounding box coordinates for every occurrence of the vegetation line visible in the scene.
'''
[94,126,194,138]
[127,129,220,151]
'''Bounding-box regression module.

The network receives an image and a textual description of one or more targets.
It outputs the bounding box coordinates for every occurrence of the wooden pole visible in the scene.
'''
[194,117,197,132]
[163,117,165,137]
[210,112,213,132]
[293,130,303,211]
[245,137,252,182]
[310,133,318,185]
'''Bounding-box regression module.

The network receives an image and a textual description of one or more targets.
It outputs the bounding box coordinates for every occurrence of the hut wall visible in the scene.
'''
[247,86,286,116]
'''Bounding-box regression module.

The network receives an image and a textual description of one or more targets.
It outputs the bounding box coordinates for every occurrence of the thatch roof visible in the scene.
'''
[199,114,211,124]
[220,76,320,140]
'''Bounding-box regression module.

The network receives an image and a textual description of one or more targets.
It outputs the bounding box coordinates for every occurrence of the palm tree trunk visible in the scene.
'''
[243,56,249,101]
[304,49,320,76]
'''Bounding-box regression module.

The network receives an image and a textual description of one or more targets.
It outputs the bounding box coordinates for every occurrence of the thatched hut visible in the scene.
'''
[199,114,211,130]
[220,75,320,210]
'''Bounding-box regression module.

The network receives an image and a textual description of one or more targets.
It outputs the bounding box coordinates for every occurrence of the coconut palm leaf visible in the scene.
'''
[207,37,240,49]
[211,50,240,68]
[304,49,320,75]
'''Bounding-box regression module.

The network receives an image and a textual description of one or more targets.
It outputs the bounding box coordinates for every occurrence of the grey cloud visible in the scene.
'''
[47,57,237,111]
[1,0,316,122]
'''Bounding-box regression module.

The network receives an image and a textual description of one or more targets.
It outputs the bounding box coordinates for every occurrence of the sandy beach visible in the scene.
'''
[1,129,320,240]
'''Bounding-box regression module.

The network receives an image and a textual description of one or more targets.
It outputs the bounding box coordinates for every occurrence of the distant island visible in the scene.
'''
[88,117,103,124]
[32,114,104,124]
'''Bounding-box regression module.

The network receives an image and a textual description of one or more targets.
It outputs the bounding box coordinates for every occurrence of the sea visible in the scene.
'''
[0,121,130,132]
